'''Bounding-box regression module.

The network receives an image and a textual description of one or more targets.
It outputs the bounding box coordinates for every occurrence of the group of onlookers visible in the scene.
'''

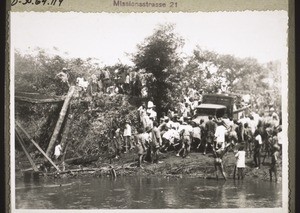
[109,93,282,181]
[56,67,151,98]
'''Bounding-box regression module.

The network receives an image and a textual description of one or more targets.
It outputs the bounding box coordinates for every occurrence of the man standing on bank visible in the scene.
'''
[213,142,233,180]
[204,115,216,155]
[150,121,162,164]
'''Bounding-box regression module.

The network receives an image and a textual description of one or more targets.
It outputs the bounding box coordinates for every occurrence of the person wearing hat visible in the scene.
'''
[56,67,70,87]
[269,143,280,181]
[147,101,157,121]
[147,100,154,108]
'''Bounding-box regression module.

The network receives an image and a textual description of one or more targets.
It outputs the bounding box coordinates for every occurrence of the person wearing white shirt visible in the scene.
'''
[253,130,262,169]
[238,114,250,126]
[214,121,227,149]
[147,108,157,121]
[54,144,62,160]
[163,128,180,145]
[235,146,246,179]
[142,112,153,131]
[191,122,201,150]
[176,119,193,158]
[123,121,132,152]
[137,103,146,122]
[277,127,282,155]
[165,118,173,129]
[248,116,257,134]
[171,117,180,130]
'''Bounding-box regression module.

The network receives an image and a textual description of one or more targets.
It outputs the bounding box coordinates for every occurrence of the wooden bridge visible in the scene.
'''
[15,87,76,175]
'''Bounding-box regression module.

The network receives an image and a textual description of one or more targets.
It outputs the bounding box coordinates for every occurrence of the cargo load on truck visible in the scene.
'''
[193,93,251,124]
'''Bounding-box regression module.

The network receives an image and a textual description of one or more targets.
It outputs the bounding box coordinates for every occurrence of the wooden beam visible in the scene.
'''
[15,129,39,172]
[46,86,76,156]
[15,96,66,104]
[15,121,61,172]
[60,113,75,162]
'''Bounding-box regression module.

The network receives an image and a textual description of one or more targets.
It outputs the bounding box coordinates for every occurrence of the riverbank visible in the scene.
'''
[102,151,280,181]
[17,150,281,182]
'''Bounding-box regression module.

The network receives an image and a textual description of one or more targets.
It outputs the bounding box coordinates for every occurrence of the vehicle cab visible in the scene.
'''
[193,104,227,124]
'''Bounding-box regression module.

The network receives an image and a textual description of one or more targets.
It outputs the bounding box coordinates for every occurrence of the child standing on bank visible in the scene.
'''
[235,145,246,180]
[123,120,132,153]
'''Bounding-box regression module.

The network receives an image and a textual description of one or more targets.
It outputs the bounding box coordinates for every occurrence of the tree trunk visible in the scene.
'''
[46,86,75,157]
[15,96,66,104]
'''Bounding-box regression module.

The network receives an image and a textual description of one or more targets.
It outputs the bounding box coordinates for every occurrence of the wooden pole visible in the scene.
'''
[15,129,39,172]
[15,96,66,104]
[61,112,74,161]
[15,121,61,172]
[46,86,75,157]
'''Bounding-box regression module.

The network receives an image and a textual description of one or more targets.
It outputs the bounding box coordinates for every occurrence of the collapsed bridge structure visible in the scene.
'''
[15,86,100,177]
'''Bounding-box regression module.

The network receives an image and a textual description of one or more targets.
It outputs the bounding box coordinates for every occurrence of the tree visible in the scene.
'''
[132,24,184,118]
[181,47,273,95]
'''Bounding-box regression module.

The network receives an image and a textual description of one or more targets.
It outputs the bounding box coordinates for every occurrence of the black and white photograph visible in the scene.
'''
[10,10,289,212]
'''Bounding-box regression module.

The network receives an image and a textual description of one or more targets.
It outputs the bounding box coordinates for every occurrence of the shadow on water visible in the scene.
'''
[16,176,282,209]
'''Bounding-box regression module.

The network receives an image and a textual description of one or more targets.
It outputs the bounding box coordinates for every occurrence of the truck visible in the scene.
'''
[193,93,251,124]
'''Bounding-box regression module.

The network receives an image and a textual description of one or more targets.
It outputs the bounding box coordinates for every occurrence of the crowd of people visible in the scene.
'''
[56,67,282,182]
[56,67,151,98]
[109,95,282,181]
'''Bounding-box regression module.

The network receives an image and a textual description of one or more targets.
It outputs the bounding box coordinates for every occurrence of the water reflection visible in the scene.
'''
[16,176,282,209]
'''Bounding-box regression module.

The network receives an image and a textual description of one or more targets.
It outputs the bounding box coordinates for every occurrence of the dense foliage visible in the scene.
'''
[177,48,281,110]
[132,24,184,118]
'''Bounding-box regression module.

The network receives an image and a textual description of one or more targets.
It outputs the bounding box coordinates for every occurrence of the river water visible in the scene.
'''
[16,176,282,209]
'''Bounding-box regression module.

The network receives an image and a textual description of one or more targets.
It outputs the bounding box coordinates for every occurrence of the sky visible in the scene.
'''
[11,11,288,66]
